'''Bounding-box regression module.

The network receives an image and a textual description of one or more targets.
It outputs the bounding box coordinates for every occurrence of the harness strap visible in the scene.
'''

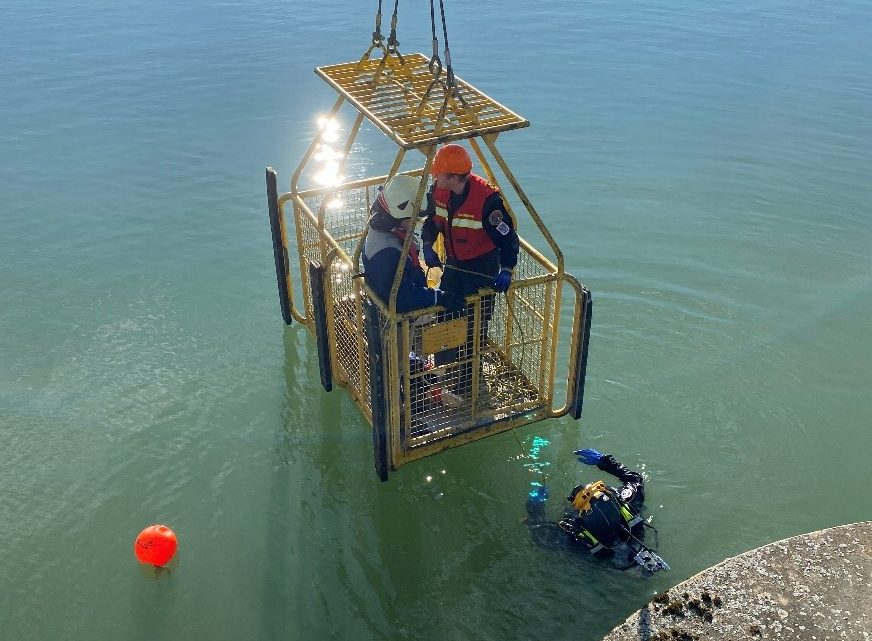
[574,526,606,554]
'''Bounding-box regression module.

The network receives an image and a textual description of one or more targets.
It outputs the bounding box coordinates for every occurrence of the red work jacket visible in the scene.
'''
[432,174,499,261]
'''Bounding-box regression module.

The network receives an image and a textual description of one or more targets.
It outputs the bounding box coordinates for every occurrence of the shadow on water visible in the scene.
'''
[129,563,176,638]
[260,325,339,639]
[260,324,391,639]
[263,326,465,639]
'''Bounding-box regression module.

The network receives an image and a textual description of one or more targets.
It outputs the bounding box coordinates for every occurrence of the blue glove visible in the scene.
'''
[423,243,442,269]
[493,269,512,293]
[574,448,603,465]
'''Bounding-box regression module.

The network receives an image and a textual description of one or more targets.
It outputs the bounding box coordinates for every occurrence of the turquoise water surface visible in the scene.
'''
[2,1,871,639]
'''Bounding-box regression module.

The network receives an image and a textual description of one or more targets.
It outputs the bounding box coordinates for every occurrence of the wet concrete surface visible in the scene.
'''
[602,521,871,641]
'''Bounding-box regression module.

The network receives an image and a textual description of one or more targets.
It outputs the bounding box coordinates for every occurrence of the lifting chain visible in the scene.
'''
[364,0,403,62]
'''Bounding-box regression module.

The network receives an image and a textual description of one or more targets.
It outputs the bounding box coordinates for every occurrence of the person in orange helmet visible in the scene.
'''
[421,143,520,404]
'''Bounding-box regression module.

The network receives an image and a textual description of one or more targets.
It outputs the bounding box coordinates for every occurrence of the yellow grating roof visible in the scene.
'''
[315,53,529,150]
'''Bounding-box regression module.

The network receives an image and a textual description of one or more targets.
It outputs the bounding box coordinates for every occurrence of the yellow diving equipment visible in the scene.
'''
[571,481,608,513]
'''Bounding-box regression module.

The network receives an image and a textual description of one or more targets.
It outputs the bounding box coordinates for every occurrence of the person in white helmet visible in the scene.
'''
[362,175,465,314]
[362,175,466,434]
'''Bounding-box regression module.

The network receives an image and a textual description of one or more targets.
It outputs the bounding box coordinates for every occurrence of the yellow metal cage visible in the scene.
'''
[266,48,591,480]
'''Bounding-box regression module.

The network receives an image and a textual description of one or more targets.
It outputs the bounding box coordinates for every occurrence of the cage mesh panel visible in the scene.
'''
[398,279,553,453]
[515,244,550,281]
[296,204,321,322]
[295,184,376,322]
[328,262,372,417]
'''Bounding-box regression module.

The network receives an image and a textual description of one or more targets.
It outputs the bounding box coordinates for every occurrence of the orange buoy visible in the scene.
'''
[134,524,178,567]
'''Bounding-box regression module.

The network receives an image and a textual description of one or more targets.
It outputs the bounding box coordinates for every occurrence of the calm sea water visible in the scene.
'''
[2,1,870,639]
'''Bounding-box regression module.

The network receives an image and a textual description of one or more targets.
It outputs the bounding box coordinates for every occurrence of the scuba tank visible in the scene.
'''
[561,481,669,573]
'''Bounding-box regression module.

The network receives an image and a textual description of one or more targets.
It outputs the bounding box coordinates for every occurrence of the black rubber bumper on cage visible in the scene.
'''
[266,167,293,325]
[364,300,389,482]
[308,261,333,392]
[570,287,593,420]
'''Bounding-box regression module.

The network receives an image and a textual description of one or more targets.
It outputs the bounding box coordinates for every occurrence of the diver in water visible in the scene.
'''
[525,448,669,573]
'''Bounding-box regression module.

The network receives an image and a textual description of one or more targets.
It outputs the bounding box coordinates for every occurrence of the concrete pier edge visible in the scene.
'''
[602,521,872,641]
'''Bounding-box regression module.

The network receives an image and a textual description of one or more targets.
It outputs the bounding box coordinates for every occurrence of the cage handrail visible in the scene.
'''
[276,192,308,324]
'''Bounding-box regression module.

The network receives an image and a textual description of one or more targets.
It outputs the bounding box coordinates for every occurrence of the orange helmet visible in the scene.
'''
[431,144,472,175]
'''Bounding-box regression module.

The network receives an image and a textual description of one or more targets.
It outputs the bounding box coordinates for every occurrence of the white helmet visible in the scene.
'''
[376,175,421,219]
